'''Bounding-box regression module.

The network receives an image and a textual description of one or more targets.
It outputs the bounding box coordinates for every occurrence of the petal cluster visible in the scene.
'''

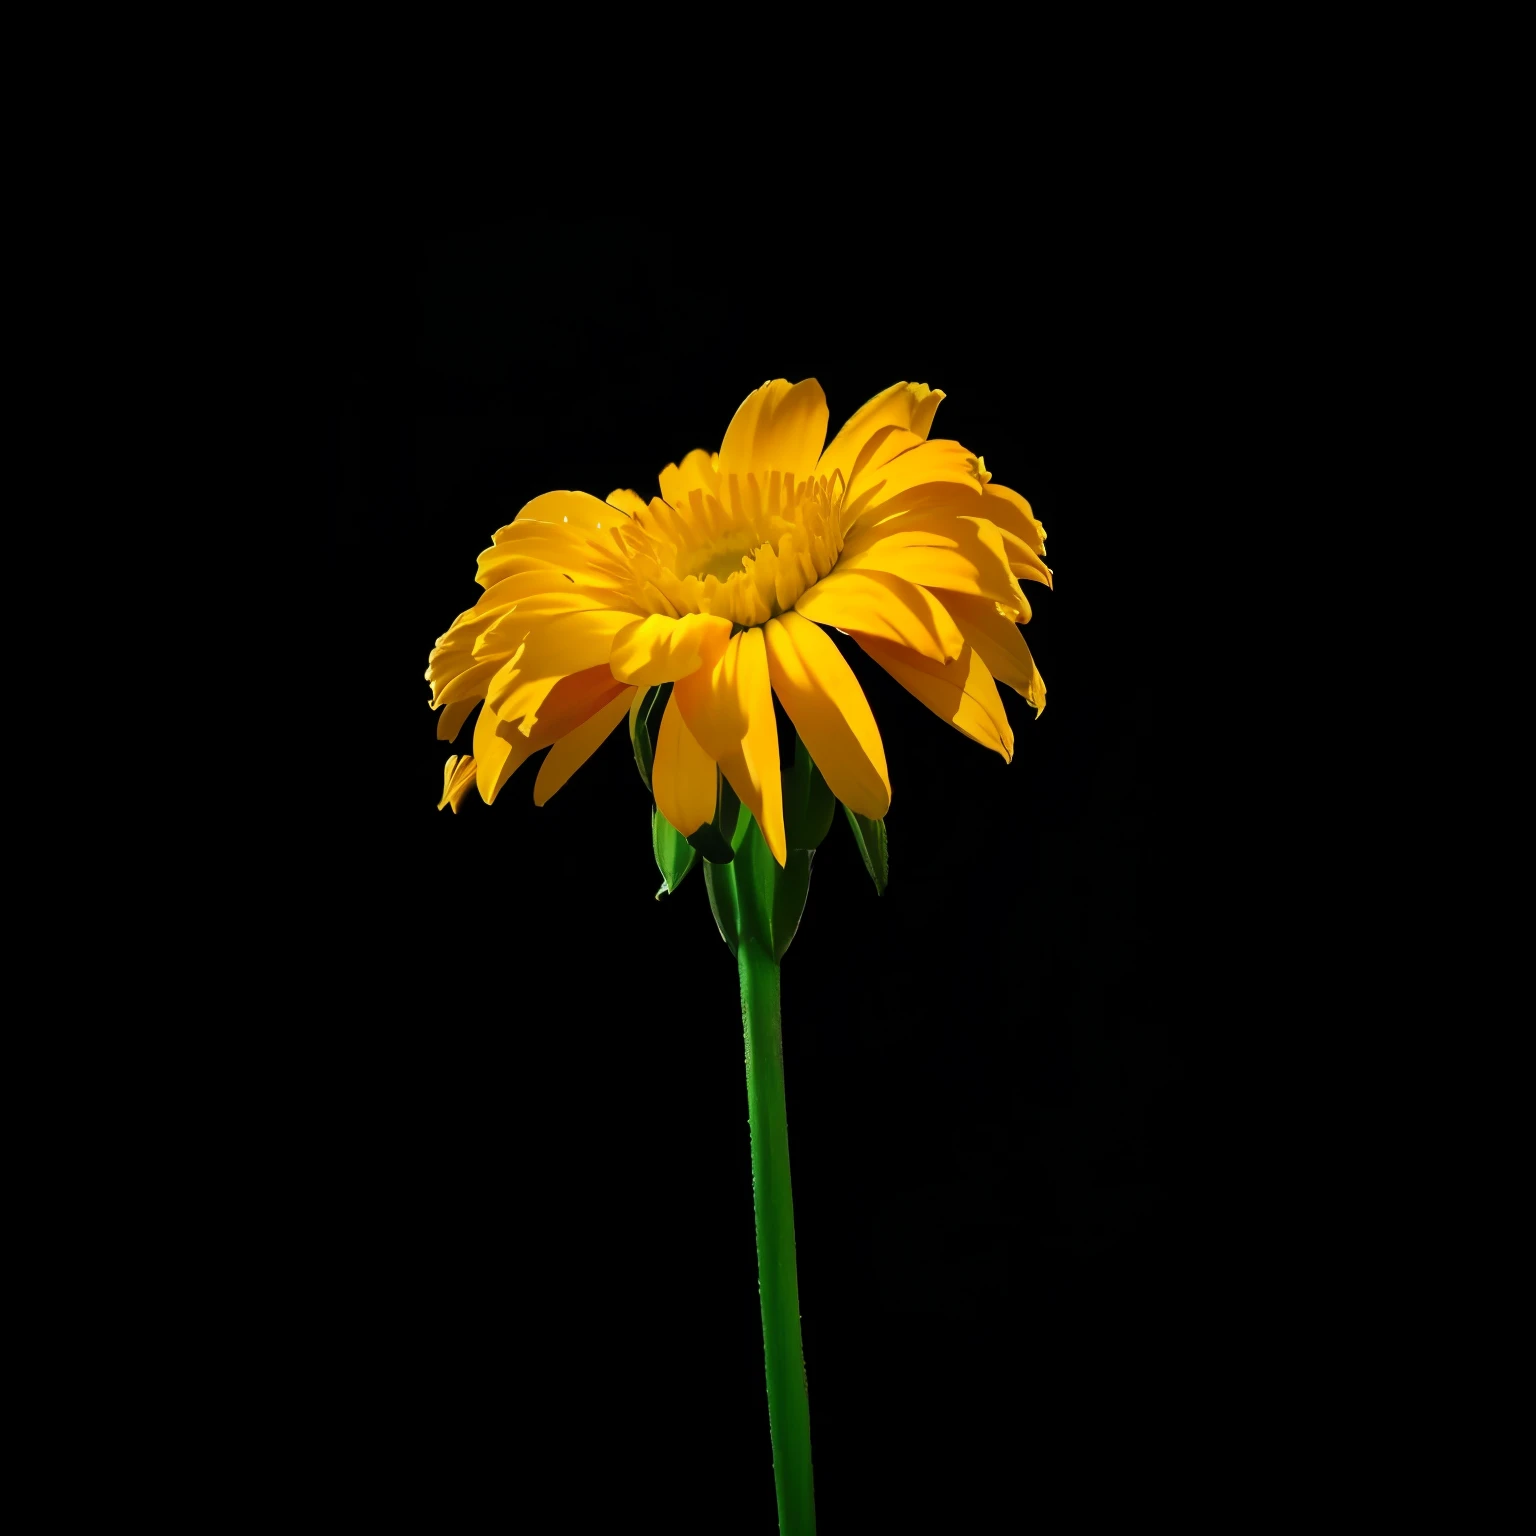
[426,380,1050,862]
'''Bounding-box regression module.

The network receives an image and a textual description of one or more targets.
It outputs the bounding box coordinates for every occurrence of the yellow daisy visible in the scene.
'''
[426,379,1050,861]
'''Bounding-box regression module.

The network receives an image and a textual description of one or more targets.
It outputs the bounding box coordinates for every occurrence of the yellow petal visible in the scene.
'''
[438,755,478,812]
[856,637,1014,761]
[844,437,984,515]
[431,656,503,710]
[764,614,890,819]
[817,382,944,488]
[476,568,591,613]
[996,529,1053,591]
[718,379,829,489]
[836,514,1026,614]
[609,612,734,685]
[436,697,477,743]
[475,544,637,594]
[841,480,1051,590]
[487,608,638,728]
[427,589,534,701]
[841,427,923,501]
[658,448,723,515]
[428,572,563,668]
[606,488,649,519]
[511,488,626,533]
[795,568,964,663]
[533,687,636,805]
[478,587,634,653]
[474,692,537,803]
[908,390,944,439]
[478,518,636,591]
[675,627,786,866]
[982,481,1047,558]
[938,593,1046,716]
[519,666,629,747]
[652,691,719,836]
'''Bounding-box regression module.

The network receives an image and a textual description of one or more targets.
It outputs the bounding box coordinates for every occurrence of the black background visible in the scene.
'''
[318,218,1218,1528]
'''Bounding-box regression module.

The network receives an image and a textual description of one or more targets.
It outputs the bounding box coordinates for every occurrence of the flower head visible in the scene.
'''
[426,380,1050,864]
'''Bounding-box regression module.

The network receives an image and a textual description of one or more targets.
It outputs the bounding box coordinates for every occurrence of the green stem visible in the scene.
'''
[739,937,816,1536]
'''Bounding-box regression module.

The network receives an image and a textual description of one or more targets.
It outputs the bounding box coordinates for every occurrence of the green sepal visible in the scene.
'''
[685,768,742,864]
[652,806,698,897]
[843,805,889,895]
[703,812,812,962]
[783,734,836,851]
[630,683,671,792]
[702,849,737,951]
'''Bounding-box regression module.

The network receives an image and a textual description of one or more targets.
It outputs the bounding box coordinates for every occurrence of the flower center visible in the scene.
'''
[621,468,848,628]
[684,534,763,587]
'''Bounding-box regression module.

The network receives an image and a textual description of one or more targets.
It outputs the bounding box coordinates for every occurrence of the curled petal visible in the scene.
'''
[609,612,734,686]
[438,755,478,812]
[817,381,944,488]
[998,529,1054,590]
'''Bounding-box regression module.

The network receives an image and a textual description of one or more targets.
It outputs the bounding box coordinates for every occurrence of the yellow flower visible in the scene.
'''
[426,380,1050,864]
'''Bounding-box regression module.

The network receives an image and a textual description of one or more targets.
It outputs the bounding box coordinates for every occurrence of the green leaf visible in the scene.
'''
[652,806,698,896]
[843,805,888,895]
[685,768,741,864]
[630,683,671,792]
[783,733,836,851]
